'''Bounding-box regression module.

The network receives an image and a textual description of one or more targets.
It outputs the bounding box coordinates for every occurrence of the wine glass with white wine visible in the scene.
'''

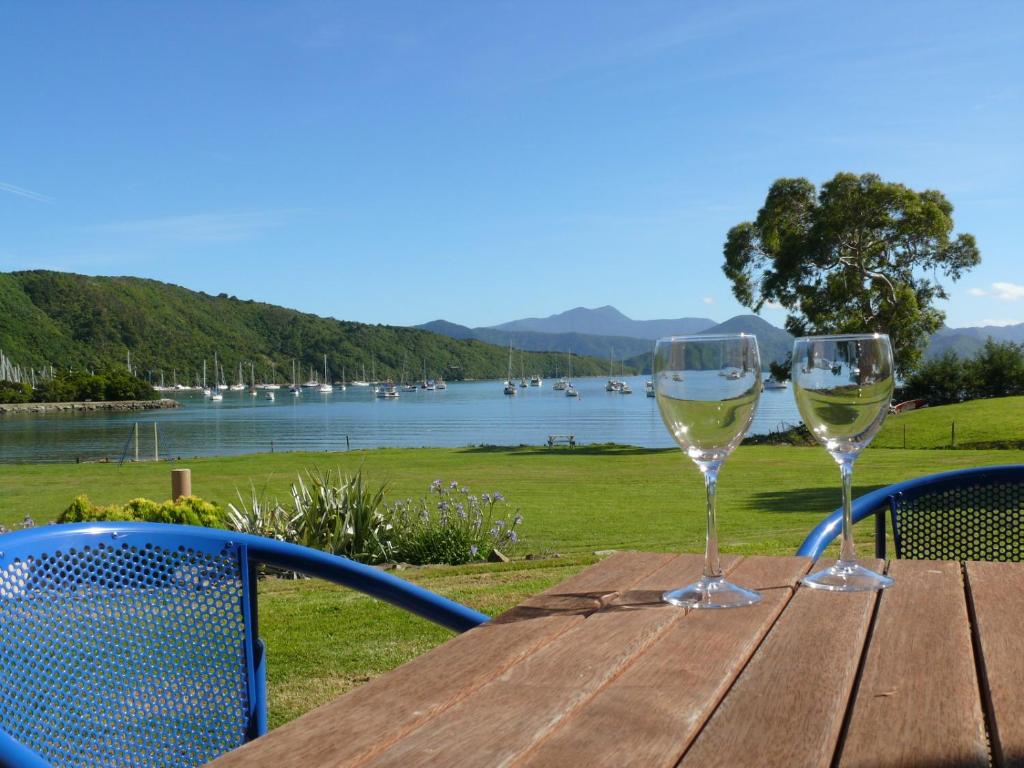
[791,334,895,591]
[654,334,762,608]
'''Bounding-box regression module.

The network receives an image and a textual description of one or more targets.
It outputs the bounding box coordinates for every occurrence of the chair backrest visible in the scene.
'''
[0,525,260,768]
[0,522,489,767]
[796,465,1024,561]
[891,466,1024,561]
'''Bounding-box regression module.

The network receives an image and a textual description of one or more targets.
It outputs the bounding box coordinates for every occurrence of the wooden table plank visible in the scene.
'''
[517,556,811,768]
[838,559,988,768]
[210,551,674,768]
[966,560,1024,767]
[359,553,734,768]
[679,559,881,768]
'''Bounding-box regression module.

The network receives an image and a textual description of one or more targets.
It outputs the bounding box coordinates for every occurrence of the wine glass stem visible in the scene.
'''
[700,462,722,580]
[839,459,857,564]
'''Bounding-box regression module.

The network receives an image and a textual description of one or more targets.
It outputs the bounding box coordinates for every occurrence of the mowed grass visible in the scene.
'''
[875,395,1024,449]
[2,442,1024,726]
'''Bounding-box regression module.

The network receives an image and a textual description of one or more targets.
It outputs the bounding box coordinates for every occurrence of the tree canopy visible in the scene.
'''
[722,172,980,374]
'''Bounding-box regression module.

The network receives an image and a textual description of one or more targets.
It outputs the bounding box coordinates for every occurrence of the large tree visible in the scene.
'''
[722,172,980,374]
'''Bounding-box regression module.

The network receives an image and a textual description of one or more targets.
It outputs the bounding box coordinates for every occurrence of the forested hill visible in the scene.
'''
[0,271,617,381]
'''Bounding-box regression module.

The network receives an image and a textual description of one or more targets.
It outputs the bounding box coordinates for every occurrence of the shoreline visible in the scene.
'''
[0,398,180,415]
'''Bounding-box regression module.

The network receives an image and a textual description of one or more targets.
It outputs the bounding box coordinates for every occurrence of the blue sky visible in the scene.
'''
[1,1,1021,329]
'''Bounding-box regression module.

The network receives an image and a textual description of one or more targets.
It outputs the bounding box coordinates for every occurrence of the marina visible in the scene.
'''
[0,376,802,463]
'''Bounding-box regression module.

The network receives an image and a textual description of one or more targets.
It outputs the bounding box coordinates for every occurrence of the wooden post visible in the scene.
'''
[134,422,139,462]
[951,421,957,449]
[153,422,159,461]
[171,468,191,501]
[903,423,907,450]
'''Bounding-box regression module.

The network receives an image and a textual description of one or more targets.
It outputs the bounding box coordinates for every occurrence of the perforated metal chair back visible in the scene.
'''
[0,523,488,768]
[892,471,1024,561]
[796,465,1024,561]
[0,527,260,768]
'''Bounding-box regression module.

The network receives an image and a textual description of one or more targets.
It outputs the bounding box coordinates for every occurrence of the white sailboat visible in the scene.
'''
[230,362,246,391]
[565,350,579,398]
[290,359,301,395]
[351,364,370,387]
[318,354,334,393]
[503,343,517,396]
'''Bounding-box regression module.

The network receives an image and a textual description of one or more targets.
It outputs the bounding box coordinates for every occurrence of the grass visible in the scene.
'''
[2,441,1023,726]
[874,396,1024,450]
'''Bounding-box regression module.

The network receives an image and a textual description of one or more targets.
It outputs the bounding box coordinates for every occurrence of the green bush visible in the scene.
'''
[58,494,226,527]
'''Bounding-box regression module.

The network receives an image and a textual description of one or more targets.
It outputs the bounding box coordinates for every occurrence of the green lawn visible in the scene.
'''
[2,442,1023,726]
[875,395,1024,449]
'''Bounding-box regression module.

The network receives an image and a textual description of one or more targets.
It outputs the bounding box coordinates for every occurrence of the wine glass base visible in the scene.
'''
[663,577,762,609]
[801,561,893,592]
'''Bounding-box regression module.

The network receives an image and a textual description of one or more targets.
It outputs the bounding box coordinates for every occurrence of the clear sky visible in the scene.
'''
[1,1,1021,329]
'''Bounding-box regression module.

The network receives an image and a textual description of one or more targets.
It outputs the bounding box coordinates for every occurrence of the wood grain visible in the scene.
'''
[966,560,1024,767]
[679,559,881,768]
[518,556,811,768]
[838,559,988,768]
[209,551,674,767]
[358,554,722,767]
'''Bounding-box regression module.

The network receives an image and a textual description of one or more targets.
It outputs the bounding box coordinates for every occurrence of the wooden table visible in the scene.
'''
[210,553,1024,767]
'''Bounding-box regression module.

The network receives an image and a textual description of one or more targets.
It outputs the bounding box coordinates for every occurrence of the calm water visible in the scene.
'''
[0,376,802,463]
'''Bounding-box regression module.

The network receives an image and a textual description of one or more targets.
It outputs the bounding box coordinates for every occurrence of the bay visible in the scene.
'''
[0,376,802,463]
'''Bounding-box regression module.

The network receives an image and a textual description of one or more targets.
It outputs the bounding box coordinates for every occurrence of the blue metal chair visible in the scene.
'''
[0,522,489,768]
[796,465,1024,561]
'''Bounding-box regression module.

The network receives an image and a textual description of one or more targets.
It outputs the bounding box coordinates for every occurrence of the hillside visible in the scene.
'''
[873,396,1024,449]
[417,320,653,360]
[0,271,616,382]
[925,323,1024,359]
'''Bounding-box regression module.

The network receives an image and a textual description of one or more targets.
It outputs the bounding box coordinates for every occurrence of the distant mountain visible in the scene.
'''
[622,314,794,372]
[704,314,794,364]
[416,320,653,360]
[488,305,716,340]
[925,323,1024,359]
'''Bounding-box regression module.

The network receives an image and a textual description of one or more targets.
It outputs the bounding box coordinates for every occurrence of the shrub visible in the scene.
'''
[227,467,393,563]
[385,480,523,565]
[58,494,226,527]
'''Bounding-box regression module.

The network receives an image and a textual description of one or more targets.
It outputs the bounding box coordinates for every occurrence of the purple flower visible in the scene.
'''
[481,493,491,503]
[495,519,505,529]
[460,487,469,494]
[493,491,504,501]
[514,515,523,526]
[450,480,459,489]
[506,530,518,543]
[456,504,467,519]
[438,501,450,512]
[467,495,477,504]
[470,545,479,557]
[430,479,442,493]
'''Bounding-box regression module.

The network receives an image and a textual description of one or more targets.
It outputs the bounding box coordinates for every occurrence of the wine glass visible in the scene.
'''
[654,334,762,608]
[791,334,895,591]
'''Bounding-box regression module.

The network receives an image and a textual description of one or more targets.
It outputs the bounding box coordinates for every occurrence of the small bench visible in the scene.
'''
[547,435,576,448]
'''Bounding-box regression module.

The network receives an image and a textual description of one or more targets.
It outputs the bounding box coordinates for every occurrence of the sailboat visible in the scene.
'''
[249,362,258,396]
[230,362,246,391]
[552,359,567,391]
[210,354,224,400]
[351,364,370,387]
[301,363,320,389]
[318,354,334,393]
[503,343,517,396]
[202,360,211,397]
[519,350,528,388]
[289,359,301,395]
[263,362,281,390]
[565,350,579,398]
